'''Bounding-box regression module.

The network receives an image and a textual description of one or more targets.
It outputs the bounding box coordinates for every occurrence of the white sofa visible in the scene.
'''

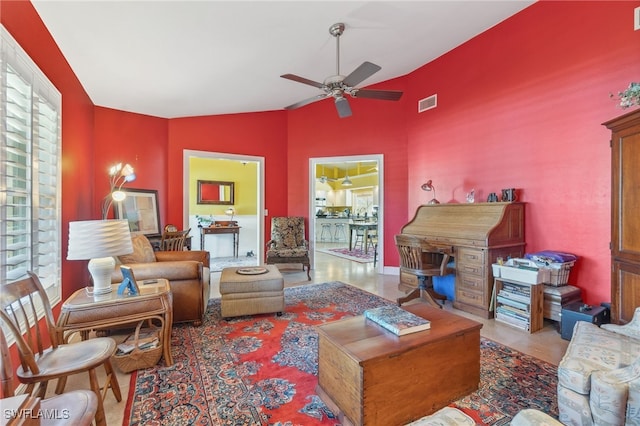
[557,308,640,425]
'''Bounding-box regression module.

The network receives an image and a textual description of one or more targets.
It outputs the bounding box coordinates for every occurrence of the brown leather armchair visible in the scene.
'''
[112,250,210,326]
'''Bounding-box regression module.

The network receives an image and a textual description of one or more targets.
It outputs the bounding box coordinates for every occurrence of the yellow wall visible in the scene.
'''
[189,158,257,215]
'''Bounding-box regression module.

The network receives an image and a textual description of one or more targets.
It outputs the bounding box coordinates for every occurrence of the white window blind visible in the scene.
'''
[1,24,62,304]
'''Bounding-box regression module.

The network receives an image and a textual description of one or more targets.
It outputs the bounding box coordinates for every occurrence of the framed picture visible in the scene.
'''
[114,188,161,236]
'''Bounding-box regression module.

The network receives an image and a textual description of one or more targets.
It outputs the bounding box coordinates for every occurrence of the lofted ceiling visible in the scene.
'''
[31,1,534,119]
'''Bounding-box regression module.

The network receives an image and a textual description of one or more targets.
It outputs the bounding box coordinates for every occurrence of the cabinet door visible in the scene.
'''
[612,260,640,325]
[611,114,640,264]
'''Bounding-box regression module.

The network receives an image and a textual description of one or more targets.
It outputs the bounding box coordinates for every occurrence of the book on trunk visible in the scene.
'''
[364,305,431,336]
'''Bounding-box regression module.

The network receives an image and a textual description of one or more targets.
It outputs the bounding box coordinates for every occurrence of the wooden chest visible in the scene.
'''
[316,305,482,426]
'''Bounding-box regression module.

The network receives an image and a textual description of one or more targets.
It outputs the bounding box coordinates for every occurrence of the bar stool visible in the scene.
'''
[333,223,347,241]
[320,223,333,241]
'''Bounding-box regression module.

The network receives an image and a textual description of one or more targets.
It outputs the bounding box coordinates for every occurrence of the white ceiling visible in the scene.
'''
[31,1,534,119]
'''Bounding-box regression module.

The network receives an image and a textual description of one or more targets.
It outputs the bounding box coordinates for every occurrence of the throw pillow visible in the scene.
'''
[118,233,156,264]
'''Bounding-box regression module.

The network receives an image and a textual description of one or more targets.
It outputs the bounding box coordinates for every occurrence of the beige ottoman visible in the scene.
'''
[219,265,285,318]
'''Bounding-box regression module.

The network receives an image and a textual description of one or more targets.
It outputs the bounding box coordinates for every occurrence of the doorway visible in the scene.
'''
[183,150,265,263]
[309,154,384,272]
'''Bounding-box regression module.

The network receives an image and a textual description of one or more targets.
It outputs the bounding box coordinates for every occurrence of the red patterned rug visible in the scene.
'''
[317,248,375,263]
[123,282,557,425]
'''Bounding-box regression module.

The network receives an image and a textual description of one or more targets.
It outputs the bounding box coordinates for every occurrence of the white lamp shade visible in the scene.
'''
[67,219,133,294]
[67,219,133,260]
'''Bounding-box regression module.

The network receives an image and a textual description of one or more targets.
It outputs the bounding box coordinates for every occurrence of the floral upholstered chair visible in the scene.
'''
[557,307,640,425]
[265,216,311,280]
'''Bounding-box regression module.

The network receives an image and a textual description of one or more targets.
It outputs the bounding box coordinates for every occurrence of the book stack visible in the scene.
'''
[364,305,431,336]
[495,282,532,331]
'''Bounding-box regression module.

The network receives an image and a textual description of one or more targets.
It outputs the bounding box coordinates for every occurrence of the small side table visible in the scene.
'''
[56,279,173,367]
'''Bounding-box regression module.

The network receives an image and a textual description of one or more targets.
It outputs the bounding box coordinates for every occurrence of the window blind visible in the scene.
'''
[1,25,61,304]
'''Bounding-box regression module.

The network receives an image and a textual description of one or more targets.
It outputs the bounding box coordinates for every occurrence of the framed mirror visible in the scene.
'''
[197,180,234,205]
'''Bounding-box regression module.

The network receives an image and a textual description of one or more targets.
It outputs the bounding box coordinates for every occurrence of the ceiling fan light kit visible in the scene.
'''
[281,22,403,118]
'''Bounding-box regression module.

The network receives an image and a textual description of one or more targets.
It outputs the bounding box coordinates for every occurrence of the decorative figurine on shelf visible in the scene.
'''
[466,189,475,203]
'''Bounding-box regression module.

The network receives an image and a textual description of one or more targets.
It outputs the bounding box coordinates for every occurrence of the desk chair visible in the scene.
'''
[395,234,454,308]
[0,272,121,426]
[1,328,98,425]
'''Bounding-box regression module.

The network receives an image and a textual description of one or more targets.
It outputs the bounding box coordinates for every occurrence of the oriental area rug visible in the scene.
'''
[123,282,558,426]
[317,247,375,263]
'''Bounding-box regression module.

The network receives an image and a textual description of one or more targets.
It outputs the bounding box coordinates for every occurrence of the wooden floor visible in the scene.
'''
[60,247,568,425]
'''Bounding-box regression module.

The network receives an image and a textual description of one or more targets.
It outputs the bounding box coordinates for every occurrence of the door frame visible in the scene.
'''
[309,154,384,272]
[183,149,265,261]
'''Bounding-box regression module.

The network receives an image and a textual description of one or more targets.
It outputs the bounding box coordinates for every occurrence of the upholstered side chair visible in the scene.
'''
[265,216,311,280]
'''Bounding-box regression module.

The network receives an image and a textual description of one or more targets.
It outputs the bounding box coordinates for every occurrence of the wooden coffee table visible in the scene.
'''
[316,304,482,426]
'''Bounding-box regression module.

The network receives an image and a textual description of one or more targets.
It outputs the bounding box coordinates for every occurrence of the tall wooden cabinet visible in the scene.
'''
[605,109,640,325]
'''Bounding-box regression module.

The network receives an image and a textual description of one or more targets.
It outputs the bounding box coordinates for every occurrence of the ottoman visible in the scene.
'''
[219,265,285,318]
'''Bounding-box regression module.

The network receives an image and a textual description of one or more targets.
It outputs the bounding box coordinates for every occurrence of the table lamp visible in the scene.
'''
[225,207,235,222]
[421,180,440,204]
[67,219,133,295]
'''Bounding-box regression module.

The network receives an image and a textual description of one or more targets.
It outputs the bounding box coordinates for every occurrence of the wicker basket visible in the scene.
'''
[112,321,162,373]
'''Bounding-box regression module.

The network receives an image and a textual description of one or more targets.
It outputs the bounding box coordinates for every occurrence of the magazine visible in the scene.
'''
[364,305,431,336]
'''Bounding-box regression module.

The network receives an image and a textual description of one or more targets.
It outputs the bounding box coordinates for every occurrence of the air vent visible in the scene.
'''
[418,94,437,113]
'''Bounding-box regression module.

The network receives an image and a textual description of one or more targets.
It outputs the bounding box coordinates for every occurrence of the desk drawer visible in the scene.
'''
[457,247,485,266]
[457,272,485,294]
[457,263,485,276]
[456,287,484,307]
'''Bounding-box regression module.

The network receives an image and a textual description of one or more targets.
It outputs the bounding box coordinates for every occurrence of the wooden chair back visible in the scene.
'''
[395,234,453,278]
[160,228,190,251]
[0,272,59,377]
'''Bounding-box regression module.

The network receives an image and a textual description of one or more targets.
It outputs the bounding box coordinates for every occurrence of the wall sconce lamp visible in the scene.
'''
[101,162,136,219]
[421,179,440,204]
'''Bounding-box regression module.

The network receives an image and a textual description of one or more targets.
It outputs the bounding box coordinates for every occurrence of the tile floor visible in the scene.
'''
[58,248,568,425]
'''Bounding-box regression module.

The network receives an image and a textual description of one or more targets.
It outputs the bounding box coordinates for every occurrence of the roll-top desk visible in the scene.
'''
[400,202,525,318]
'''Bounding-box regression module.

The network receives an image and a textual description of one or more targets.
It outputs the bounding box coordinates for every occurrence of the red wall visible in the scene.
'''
[93,107,169,223]
[401,1,639,304]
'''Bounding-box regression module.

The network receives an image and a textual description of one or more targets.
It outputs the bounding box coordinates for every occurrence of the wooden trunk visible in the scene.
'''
[316,305,482,426]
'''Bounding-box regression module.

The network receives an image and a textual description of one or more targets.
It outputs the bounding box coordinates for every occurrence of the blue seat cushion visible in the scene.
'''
[433,261,456,301]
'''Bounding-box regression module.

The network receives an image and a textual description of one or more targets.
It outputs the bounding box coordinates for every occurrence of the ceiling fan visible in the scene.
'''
[281,23,403,118]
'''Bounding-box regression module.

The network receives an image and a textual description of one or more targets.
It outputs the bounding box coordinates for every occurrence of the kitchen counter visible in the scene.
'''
[315,217,350,242]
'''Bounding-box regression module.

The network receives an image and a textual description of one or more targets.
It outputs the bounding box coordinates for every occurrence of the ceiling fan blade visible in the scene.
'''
[280,74,325,89]
[335,97,352,118]
[343,61,381,88]
[284,94,328,110]
[352,89,403,101]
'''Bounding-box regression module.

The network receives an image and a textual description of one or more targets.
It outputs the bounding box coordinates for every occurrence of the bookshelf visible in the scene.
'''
[494,278,544,333]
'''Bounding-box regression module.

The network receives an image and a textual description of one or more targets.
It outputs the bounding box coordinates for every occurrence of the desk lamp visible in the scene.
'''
[225,207,235,223]
[421,180,440,204]
[67,219,133,295]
